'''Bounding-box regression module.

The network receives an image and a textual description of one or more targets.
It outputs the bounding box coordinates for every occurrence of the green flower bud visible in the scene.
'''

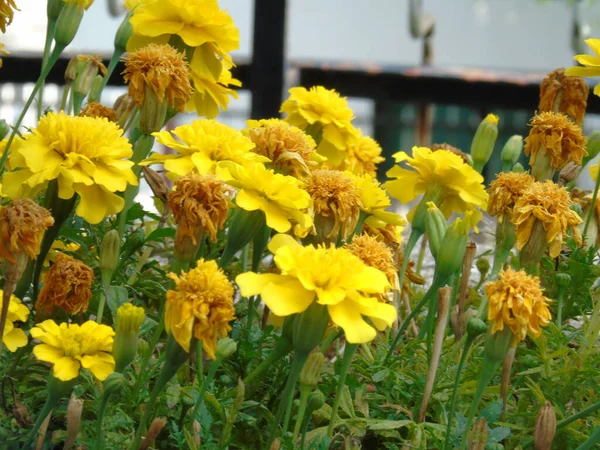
[113,303,145,372]
[583,130,600,167]
[73,60,101,97]
[47,0,65,21]
[216,338,237,360]
[113,93,137,126]
[220,208,266,267]
[115,11,134,53]
[483,327,514,364]
[467,317,487,338]
[87,74,104,103]
[424,201,447,260]
[476,257,490,278]
[103,372,126,396]
[306,390,326,413]
[471,114,499,173]
[512,162,525,173]
[139,85,168,135]
[436,211,472,279]
[293,302,329,355]
[500,135,523,170]
[555,273,571,288]
[300,352,325,388]
[99,229,121,285]
[0,119,10,141]
[137,338,149,355]
[65,56,83,83]
[54,4,85,48]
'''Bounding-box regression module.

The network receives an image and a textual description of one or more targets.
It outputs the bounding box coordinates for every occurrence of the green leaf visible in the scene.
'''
[372,369,389,382]
[367,419,413,430]
[103,286,130,318]
[145,227,175,243]
[488,426,511,444]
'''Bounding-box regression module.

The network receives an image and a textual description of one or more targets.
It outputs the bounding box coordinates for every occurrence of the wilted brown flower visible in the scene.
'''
[346,234,397,290]
[79,102,117,122]
[538,68,589,126]
[487,172,535,222]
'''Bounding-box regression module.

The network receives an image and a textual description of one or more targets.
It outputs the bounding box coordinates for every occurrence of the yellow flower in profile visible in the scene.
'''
[0,0,18,33]
[142,119,267,179]
[0,199,54,264]
[236,234,396,343]
[345,233,397,290]
[165,259,235,359]
[338,132,384,176]
[36,253,94,316]
[512,180,582,258]
[79,102,117,122]
[31,320,115,381]
[1,291,29,352]
[243,119,322,178]
[485,268,551,343]
[281,86,359,166]
[384,146,488,220]
[487,172,535,223]
[346,172,406,230]
[0,43,8,68]
[63,0,94,9]
[2,112,138,224]
[524,112,586,170]
[168,173,232,244]
[122,43,192,112]
[565,38,600,96]
[305,169,361,241]
[222,162,312,234]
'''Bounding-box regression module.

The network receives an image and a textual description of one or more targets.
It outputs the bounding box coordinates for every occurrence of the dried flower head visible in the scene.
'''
[525,112,586,170]
[0,199,54,264]
[305,169,361,241]
[80,102,117,122]
[487,172,535,222]
[539,68,589,125]
[36,253,94,315]
[397,250,426,294]
[512,180,582,258]
[244,118,319,177]
[338,132,384,176]
[168,173,232,246]
[346,234,397,290]
[363,222,403,249]
[431,142,470,165]
[0,0,18,33]
[166,259,235,358]
[122,43,192,112]
[485,267,551,343]
[75,55,107,75]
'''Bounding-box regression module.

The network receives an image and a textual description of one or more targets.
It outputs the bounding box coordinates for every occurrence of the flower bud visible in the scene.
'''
[559,162,581,185]
[113,303,145,372]
[467,317,487,338]
[424,201,447,260]
[73,59,102,98]
[99,229,121,285]
[555,273,571,288]
[299,352,325,388]
[512,162,525,173]
[436,212,471,279]
[115,11,134,53]
[54,4,85,48]
[87,74,104,103]
[220,208,266,267]
[306,390,326,413]
[534,401,556,450]
[0,119,10,140]
[293,302,329,355]
[216,337,237,360]
[113,93,137,126]
[471,114,499,173]
[47,0,64,21]
[64,56,82,83]
[583,130,600,167]
[500,135,523,171]
[103,372,127,395]
[476,257,490,278]
[137,338,149,355]
[483,327,514,364]
[468,417,489,450]
[143,167,169,205]
[139,85,168,135]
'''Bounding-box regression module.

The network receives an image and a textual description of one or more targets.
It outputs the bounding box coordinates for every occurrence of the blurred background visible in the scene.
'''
[2,0,600,188]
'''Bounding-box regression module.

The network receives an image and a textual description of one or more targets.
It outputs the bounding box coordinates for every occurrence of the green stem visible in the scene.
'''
[266,351,310,448]
[397,230,422,301]
[557,399,600,431]
[556,286,566,330]
[318,328,343,353]
[583,169,600,240]
[416,235,427,275]
[491,246,510,280]
[37,19,57,118]
[59,81,71,112]
[327,343,358,438]
[72,92,85,115]
[97,284,110,324]
[292,386,311,442]
[21,398,53,450]
[443,336,475,450]
[243,337,293,386]
[190,356,223,421]
[99,50,124,98]
[575,427,600,450]
[0,44,65,173]
[93,392,110,450]
[360,342,375,364]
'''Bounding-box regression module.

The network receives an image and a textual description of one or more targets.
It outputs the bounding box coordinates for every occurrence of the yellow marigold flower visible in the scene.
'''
[0,43,8,68]
[346,172,406,230]
[165,259,235,358]
[35,253,94,315]
[431,142,471,164]
[243,118,321,178]
[236,234,396,343]
[222,162,312,234]
[122,43,192,112]
[524,112,586,171]
[338,132,384,176]
[79,102,117,122]
[485,268,551,343]
[0,199,54,264]
[281,86,359,166]
[539,68,589,126]
[2,112,138,224]
[305,169,361,241]
[1,291,29,352]
[487,172,535,223]
[142,119,267,179]
[168,173,232,245]
[62,0,94,9]
[512,180,582,258]
[345,234,397,290]
[565,38,600,96]
[384,146,488,220]
[31,320,115,381]
[0,0,18,33]
[188,56,241,118]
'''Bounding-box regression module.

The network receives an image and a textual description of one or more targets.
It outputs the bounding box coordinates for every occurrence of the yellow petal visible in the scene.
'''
[327,300,376,344]
[53,357,81,381]
[236,272,285,297]
[33,343,64,363]
[3,328,28,352]
[78,353,115,381]
[260,278,315,316]
[267,234,300,254]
